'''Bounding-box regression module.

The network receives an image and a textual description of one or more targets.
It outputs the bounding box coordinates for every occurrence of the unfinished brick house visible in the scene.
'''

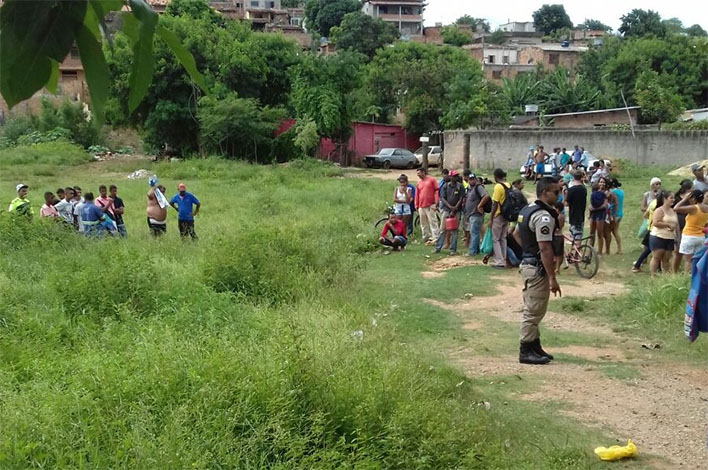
[361,0,425,38]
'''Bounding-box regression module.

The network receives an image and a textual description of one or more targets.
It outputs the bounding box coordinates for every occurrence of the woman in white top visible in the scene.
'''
[641,177,661,213]
[393,174,412,230]
[649,190,678,276]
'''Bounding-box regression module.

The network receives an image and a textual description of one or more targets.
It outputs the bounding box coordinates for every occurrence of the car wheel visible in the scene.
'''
[383,160,391,170]
[406,160,415,169]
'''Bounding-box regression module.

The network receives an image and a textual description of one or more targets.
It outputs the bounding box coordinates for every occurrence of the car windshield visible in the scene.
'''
[378,148,396,156]
[414,146,439,154]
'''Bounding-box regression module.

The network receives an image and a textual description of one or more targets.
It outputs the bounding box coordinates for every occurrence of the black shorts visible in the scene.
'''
[147,217,166,236]
[589,210,605,222]
[649,235,674,252]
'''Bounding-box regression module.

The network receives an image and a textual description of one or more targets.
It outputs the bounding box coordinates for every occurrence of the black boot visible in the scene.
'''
[519,341,550,365]
[533,338,554,360]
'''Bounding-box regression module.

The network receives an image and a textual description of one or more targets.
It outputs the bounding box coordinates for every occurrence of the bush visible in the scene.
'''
[0,141,90,167]
[269,127,302,163]
[663,120,708,130]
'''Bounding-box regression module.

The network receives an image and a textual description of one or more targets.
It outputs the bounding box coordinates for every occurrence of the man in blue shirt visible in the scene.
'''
[169,183,200,240]
[80,192,108,237]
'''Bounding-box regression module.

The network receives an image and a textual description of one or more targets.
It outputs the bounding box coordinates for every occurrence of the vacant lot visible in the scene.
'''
[0,145,702,468]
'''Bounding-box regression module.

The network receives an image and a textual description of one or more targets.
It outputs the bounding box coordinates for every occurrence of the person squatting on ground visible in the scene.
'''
[170,183,201,240]
[393,175,413,233]
[415,167,440,245]
[379,211,407,251]
[434,171,464,255]
[516,176,562,365]
[649,190,678,277]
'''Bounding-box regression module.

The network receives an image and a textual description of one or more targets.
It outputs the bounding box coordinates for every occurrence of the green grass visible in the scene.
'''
[0,156,673,468]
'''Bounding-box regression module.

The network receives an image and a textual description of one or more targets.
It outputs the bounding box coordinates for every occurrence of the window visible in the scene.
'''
[492,70,502,79]
[266,0,275,8]
[502,55,509,64]
[250,0,259,7]
[393,149,402,156]
[290,17,301,26]
[549,53,559,65]
[487,55,495,64]
[61,70,78,81]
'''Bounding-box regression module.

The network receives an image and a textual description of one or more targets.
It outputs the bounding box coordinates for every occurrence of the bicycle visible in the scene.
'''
[563,234,600,279]
[374,204,440,231]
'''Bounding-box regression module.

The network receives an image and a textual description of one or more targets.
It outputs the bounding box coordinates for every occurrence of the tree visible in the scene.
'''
[304,0,361,37]
[290,51,366,154]
[281,0,303,7]
[662,17,684,35]
[619,9,666,38]
[198,93,285,161]
[577,19,612,33]
[685,24,708,37]
[532,4,573,35]
[441,26,472,47]
[634,70,684,127]
[367,42,485,133]
[0,0,206,122]
[455,15,490,33]
[441,71,509,129]
[329,11,399,59]
[538,69,604,114]
[488,29,505,45]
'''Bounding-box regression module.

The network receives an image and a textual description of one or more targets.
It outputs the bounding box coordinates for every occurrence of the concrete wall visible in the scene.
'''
[443,129,708,170]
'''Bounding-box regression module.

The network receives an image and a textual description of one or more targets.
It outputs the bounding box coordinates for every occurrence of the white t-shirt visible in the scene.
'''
[693,179,708,193]
[55,199,74,224]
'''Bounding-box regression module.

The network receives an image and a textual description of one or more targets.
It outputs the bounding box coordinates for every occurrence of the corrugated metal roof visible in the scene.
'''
[545,107,640,118]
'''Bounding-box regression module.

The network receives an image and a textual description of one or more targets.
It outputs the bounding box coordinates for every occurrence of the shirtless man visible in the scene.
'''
[147,184,168,237]
[534,145,548,183]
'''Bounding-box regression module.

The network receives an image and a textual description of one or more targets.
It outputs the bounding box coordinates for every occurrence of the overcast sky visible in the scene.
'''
[424,0,708,31]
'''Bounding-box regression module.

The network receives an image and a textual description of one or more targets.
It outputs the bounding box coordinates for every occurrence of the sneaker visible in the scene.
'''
[449,251,457,256]
[433,249,441,254]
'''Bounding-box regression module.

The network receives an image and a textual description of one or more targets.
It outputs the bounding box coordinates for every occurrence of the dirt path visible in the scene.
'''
[427,268,708,468]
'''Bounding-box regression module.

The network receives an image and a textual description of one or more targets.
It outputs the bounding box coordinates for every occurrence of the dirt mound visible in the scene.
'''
[668,159,708,177]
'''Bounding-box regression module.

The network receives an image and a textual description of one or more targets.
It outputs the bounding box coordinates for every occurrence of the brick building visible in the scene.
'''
[362,0,425,38]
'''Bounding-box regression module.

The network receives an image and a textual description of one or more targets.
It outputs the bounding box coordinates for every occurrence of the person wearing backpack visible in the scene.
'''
[464,173,491,256]
[489,169,514,268]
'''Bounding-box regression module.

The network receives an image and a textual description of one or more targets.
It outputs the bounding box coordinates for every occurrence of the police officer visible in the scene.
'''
[516,176,562,364]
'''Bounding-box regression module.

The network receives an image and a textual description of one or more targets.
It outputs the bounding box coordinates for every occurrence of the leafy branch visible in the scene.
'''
[0,0,207,122]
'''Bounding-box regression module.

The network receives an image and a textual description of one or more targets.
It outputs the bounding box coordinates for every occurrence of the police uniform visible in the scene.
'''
[516,201,558,363]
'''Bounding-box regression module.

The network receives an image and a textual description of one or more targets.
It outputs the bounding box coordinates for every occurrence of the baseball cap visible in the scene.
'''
[650,177,662,186]
[178,182,186,190]
[691,163,705,172]
[529,146,534,150]
[449,170,459,177]
[15,183,27,192]
[468,172,477,179]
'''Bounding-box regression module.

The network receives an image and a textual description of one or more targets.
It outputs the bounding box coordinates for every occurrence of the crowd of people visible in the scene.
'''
[523,144,596,182]
[7,179,202,240]
[378,160,708,364]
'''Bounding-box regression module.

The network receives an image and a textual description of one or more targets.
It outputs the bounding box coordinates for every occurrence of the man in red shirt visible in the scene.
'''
[415,167,440,244]
[379,212,407,250]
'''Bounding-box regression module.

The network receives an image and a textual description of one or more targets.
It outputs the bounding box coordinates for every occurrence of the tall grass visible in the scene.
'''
[0,158,616,469]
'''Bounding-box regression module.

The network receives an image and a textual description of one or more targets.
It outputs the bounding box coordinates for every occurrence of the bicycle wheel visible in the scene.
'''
[375,217,387,228]
[414,213,420,228]
[574,244,599,279]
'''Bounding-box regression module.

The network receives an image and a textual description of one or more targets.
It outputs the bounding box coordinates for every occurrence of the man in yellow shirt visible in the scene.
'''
[488,168,512,268]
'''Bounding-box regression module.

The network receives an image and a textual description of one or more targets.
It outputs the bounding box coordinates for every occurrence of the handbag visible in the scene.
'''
[637,219,649,239]
[480,229,493,255]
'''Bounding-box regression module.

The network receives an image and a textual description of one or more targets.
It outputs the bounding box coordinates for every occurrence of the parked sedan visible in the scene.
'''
[363,148,417,169]
[414,146,443,167]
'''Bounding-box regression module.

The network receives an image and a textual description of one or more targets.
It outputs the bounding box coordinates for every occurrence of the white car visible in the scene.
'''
[414,146,443,167]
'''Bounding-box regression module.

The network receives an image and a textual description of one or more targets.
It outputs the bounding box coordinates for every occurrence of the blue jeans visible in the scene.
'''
[435,211,459,253]
[506,247,521,267]
[467,214,483,255]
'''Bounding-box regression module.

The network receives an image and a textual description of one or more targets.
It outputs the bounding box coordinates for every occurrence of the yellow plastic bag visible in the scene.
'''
[594,439,637,461]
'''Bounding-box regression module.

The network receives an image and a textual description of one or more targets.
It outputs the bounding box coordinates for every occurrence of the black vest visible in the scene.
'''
[518,200,558,260]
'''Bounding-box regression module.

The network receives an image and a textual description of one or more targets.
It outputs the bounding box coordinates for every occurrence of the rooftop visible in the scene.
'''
[544,107,640,118]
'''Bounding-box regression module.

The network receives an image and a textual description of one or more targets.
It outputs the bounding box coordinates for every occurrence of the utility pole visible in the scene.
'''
[421,134,430,172]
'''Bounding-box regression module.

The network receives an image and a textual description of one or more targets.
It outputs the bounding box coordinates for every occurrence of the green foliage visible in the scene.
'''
[330,11,399,59]
[290,51,365,145]
[532,4,573,35]
[368,42,484,133]
[685,24,708,37]
[619,9,666,38]
[441,71,510,129]
[577,19,612,33]
[0,99,102,149]
[0,0,205,122]
[441,25,472,47]
[107,9,300,156]
[455,15,490,33]
[578,35,708,110]
[0,140,90,166]
[488,28,506,45]
[635,70,684,126]
[304,0,361,37]
[294,118,320,156]
[663,120,708,130]
[198,93,285,162]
